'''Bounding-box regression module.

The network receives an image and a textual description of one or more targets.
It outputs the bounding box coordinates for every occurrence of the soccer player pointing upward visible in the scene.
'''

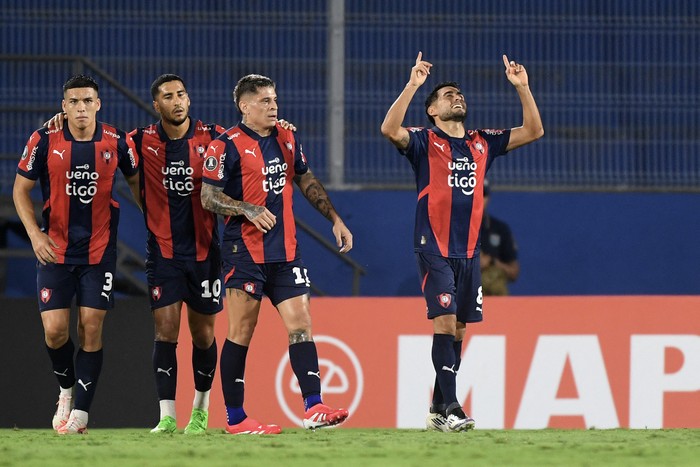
[381,53,543,431]
[201,74,353,434]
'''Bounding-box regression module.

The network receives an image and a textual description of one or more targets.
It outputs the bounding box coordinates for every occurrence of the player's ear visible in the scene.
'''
[61,99,66,113]
[95,98,102,112]
[152,100,160,114]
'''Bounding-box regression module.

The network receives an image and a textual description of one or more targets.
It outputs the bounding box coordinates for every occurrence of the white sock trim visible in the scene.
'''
[159,399,176,419]
[192,390,210,411]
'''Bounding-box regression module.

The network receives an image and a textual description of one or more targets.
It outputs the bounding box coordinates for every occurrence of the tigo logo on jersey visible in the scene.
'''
[447,156,478,196]
[65,166,99,205]
[151,286,162,301]
[275,335,363,427]
[40,288,52,304]
[437,293,452,308]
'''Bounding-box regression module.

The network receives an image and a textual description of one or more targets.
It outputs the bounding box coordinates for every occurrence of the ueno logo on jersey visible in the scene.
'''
[66,165,99,204]
[262,160,288,194]
[162,162,195,197]
[275,335,363,427]
[448,157,478,196]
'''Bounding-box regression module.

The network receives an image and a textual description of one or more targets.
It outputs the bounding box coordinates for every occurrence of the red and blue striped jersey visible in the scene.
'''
[201,123,309,264]
[131,119,225,261]
[17,122,139,264]
[401,126,511,259]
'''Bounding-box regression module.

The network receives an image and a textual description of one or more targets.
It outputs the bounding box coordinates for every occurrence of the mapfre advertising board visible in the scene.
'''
[175,296,700,429]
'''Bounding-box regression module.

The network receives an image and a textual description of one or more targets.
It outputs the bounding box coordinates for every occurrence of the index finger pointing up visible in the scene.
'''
[502,54,510,69]
[416,51,423,65]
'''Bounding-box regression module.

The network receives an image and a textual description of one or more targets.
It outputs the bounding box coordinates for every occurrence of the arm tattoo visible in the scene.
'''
[296,173,336,221]
[201,185,264,219]
[288,330,312,345]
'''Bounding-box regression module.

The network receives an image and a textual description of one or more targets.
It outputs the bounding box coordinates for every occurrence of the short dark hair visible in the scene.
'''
[424,81,460,125]
[63,75,99,94]
[233,74,275,114]
[150,74,186,100]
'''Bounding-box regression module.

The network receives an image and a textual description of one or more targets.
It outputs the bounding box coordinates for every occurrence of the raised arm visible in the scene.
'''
[13,174,57,265]
[502,55,544,151]
[294,170,353,253]
[380,52,433,150]
[200,183,277,234]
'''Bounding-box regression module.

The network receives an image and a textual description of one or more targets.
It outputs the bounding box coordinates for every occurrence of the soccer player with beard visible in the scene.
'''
[131,74,225,435]
[381,53,543,432]
[201,74,353,434]
[13,75,140,434]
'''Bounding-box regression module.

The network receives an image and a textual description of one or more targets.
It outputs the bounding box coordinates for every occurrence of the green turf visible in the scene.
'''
[1,428,698,467]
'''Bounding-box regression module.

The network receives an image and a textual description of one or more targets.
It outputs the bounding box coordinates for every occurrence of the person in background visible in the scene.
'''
[480,179,519,296]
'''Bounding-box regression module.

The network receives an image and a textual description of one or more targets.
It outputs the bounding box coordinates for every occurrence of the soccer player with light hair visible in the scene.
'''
[381,53,543,431]
[201,74,353,434]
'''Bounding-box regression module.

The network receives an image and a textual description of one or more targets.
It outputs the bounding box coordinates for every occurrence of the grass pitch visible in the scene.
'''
[1,428,698,467]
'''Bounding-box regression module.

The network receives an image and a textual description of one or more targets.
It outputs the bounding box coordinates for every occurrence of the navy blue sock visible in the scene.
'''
[46,339,76,389]
[192,339,217,392]
[289,341,322,410]
[74,348,103,412]
[153,341,177,401]
[220,339,248,423]
[226,407,247,426]
[432,334,457,407]
[454,340,463,372]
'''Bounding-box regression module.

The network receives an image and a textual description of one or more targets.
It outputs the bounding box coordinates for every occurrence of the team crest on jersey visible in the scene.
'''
[437,293,452,309]
[204,155,218,171]
[285,142,293,151]
[21,146,28,160]
[243,282,256,294]
[151,286,162,301]
[40,288,52,304]
[474,142,485,154]
[101,150,112,163]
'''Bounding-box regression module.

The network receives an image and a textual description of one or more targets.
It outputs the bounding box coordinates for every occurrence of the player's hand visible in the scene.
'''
[29,231,58,265]
[408,51,432,88]
[332,220,353,254]
[44,112,66,130]
[245,206,277,234]
[277,119,297,132]
[503,55,529,87]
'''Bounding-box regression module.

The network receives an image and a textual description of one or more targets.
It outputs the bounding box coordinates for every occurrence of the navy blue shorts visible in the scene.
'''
[223,257,310,306]
[415,252,483,323]
[146,252,224,314]
[37,261,116,312]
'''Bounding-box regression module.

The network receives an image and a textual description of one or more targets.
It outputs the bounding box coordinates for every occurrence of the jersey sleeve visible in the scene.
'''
[118,131,139,177]
[479,129,511,157]
[16,129,48,180]
[293,136,309,176]
[399,127,428,168]
[202,138,235,187]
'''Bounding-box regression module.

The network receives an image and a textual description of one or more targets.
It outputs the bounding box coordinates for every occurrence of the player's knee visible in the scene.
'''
[44,328,69,348]
[155,322,180,342]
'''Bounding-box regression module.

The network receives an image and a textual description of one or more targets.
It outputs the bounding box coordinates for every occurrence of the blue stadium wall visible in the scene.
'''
[5,191,700,296]
[1,1,698,297]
